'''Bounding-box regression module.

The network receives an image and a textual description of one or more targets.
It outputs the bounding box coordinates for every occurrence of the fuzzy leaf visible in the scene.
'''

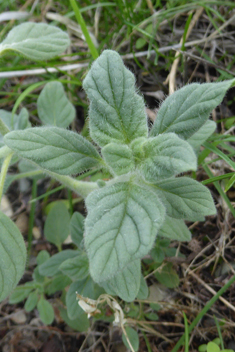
[159,215,191,241]
[187,120,216,152]
[153,177,216,221]
[39,250,79,277]
[142,133,197,181]
[0,212,26,301]
[137,275,149,300]
[59,253,89,281]
[84,181,165,282]
[102,260,141,302]
[37,81,75,128]
[59,307,89,332]
[151,80,235,139]
[70,212,84,249]
[4,127,102,175]
[83,50,148,147]
[0,22,69,60]
[37,296,54,325]
[102,143,135,175]
[9,283,35,304]
[44,202,70,249]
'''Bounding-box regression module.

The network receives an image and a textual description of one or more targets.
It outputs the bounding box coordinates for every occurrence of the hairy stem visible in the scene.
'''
[47,171,98,198]
[0,152,13,201]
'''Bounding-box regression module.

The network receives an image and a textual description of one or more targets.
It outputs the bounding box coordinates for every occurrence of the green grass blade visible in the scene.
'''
[70,0,99,60]
[171,274,235,352]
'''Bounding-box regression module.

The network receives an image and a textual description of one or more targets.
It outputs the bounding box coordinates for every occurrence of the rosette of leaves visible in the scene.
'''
[3,50,235,303]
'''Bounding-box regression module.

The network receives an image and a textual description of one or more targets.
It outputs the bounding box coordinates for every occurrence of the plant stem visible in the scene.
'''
[0,145,13,159]
[27,179,37,256]
[47,171,98,198]
[70,0,99,60]
[0,152,13,201]
[171,274,235,352]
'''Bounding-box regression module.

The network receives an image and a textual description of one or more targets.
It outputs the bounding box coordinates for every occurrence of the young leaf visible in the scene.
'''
[9,283,35,304]
[70,212,84,249]
[85,181,165,282]
[187,120,216,152]
[154,262,179,288]
[0,211,26,301]
[153,177,216,221]
[37,296,54,325]
[37,81,75,128]
[0,108,30,146]
[4,127,102,175]
[0,22,69,60]
[45,274,72,295]
[122,327,139,352]
[83,50,148,147]
[59,253,89,281]
[137,275,149,300]
[44,202,70,249]
[39,250,80,277]
[151,80,235,139]
[36,250,50,265]
[141,133,197,182]
[159,215,191,241]
[102,260,141,302]
[102,143,135,175]
[24,291,39,312]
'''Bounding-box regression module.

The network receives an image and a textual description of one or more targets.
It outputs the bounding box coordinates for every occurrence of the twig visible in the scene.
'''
[182,263,235,313]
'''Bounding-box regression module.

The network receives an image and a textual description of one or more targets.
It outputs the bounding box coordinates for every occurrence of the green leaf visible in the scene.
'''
[84,181,165,282]
[18,159,42,181]
[142,133,197,181]
[59,253,89,281]
[0,108,30,146]
[122,327,139,352]
[137,275,149,300]
[83,50,148,147]
[37,81,75,128]
[153,177,216,221]
[0,211,26,301]
[9,283,35,304]
[36,250,50,265]
[24,291,39,312]
[59,306,89,332]
[0,22,69,60]
[39,250,80,277]
[159,215,191,241]
[44,202,70,249]
[102,260,141,302]
[102,143,135,175]
[70,212,84,249]
[33,267,45,283]
[151,247,165,263]
[45,274,72,295]
[37,296,54,325]
[66,277,99,320]
[4,127,102,175]
[207,342,221,352]
[151,80,235,139]
[154,262,179,288]
[187,120,216,152]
